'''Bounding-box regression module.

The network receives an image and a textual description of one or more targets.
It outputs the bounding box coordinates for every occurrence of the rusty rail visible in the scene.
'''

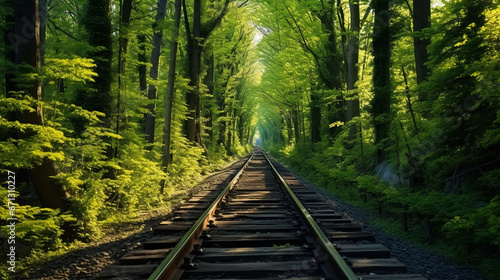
[262,151,360,280]
[148,149,358,280]
[148,153,254,280]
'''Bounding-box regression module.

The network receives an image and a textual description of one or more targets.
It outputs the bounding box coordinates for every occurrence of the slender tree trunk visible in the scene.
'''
[228,100,237,153]
[337,0,348,82]
[205,52,215,141]
[301,103,306,147]
[286,115,293,144]
[8,0,69,209]
[80,0,112,119]
[137,34,148,134]
[309,90,321,144]
[116,0,133,156]
[371,0,392,162]
[145,0,167,144]
[292,109,300,144]
[4,1,15,101]
[138,35,147,96]
[186,0,202,143]
[161,0,182,176]
[238,113,245,146]
[227,116,233,153]
[346,0,361,141]
[402,67,421,140]
[318,2,344,139]
[4,1,25,188]
[219,120,226,146]
[413,0,431,88]
[217,62,234,148]
[39,0,47,62]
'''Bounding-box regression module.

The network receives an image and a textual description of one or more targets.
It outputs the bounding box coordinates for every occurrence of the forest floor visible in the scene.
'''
[23,156,487,280]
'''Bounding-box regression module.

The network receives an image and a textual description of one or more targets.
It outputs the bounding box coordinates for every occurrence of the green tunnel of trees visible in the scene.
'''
[1,0,499,278]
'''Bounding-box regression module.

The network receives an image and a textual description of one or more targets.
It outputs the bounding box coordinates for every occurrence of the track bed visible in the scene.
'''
[98,150,426,280]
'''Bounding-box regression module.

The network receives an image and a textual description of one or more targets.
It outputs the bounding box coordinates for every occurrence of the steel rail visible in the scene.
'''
[263,151,360,280]
[148,153,254,280]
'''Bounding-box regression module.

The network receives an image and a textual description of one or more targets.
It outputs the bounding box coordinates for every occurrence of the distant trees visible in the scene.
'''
[204,3,255,155]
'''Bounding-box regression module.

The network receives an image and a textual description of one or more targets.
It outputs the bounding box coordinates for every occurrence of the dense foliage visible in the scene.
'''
[255,0,500,278]
[0,0,254,277]
[0,0,499,278]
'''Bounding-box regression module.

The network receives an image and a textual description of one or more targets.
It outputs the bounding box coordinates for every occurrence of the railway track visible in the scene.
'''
[99,150,426,280]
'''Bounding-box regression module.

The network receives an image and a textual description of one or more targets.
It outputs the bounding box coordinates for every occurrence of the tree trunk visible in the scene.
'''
[161,0,182,175]
[371,0,392,162]
[79,0,112,118]
[413,0,431,88]
[292,109,300,144]
[238,113,245,146]
[227,117,233,153]
[4,1,15,100]
[8,0,69,209]
[185,0,231,145]
[186,0,202,143]
[346,0,361,142]
[39,0,47,62]
[145,0,167,144]
[318,3,344,139]
[310,90,321,145]
[138,34,147,97]
[219,119,227,146]
[285,115,293,144]
[300,103,306,146]
[205,52,215,141]
[115,0,133,156]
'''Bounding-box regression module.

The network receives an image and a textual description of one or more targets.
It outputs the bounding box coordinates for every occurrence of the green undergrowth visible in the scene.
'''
[267,145,500,280]
[6,206,171,279]
[0,137,243,280]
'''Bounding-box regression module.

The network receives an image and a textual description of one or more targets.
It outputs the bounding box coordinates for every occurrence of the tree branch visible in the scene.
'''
[360,4,372,29]
[237,0,249,8]
[47,17,80,41]
[280,1,329,66]
[261,90,293,108]
[202,0,231,38]
[404,0,413,19]
[182,0,191,41]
